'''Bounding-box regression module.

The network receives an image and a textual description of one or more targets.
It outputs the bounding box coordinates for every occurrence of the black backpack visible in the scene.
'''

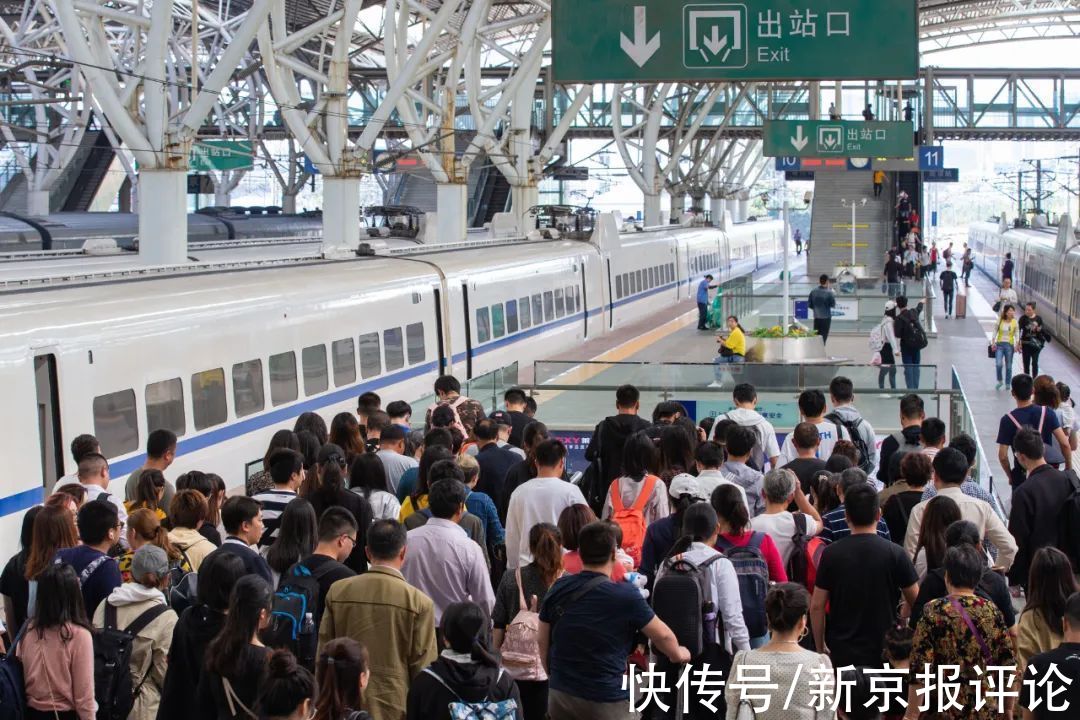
[94,602,170,720]
[263,561,329,668]
[898,311,928,351]
[825,411,874,475]
[785,513,811,586]
[1060,470,1080,573]
[652,554,724,658]
[0,625,26,720]
[167,548,197,616]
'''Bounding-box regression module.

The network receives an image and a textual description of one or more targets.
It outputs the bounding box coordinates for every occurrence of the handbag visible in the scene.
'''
[992,300,1002,313]
[719,345,734,357]
[987,343,996,359]
[870,351,882,366]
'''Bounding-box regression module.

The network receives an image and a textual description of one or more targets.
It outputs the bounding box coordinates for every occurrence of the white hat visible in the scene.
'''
[669,473,707,501]
[884,300,896,313]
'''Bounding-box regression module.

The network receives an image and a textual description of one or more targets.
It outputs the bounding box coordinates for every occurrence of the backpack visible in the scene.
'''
[885,430,923,485]
[868,319,886,352]
[0,626,26,720]
[1059,470,1080,573]
[719,413,769,471]
[609,475,657,567]
[803,536,828,592]
[263,560,329,668]
[785,513,811,586]
[825,411,874,475]
[420,667,518,720]
[652,553,724,658]
[94,601,170,720]
[898,311,928,351]
[500,567,545,682]
[167,547,197,615]
[428,395,479,437]
[715,533,770,638]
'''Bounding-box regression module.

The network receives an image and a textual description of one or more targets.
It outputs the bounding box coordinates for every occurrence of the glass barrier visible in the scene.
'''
[950,367,1004,519]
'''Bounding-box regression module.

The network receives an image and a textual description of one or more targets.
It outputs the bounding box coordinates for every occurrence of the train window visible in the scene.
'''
[492,304,506,338]
[636,269,644,292]
[302,344,328,396]
[331,339,356,387]
[650,267,657,288]
[506,300,519,333]
[574,285,581,313]
[565,286,574,311]
[145,378,185,438]
[543,291,555,321]
[192,368,227,429]
[406,322,425,364]
[616,274,624,299]
[554,289,565,318]
[668,262,675,281]
[518,297,531,329]
[622,273,630,295]
[269,353,298,407]
[532,294,543,325]
[359,333,382,378]
[93,389,139,457]
[232,360,265,417]
[476,307,491,343]
[384,327,404,370]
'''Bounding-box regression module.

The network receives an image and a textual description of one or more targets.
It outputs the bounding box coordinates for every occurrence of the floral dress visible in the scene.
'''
[910,594,1016,719]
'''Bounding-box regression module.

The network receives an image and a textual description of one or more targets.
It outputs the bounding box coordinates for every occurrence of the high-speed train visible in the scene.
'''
[0,212,782,558]
[0,208,324,251]
[968,217,1080,356]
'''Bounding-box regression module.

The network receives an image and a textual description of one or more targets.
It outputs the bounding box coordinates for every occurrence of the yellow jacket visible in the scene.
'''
[722,326,746,356]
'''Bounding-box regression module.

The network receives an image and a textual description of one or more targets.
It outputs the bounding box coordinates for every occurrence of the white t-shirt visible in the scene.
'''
[777,419,848,464]
[750,511,819,566]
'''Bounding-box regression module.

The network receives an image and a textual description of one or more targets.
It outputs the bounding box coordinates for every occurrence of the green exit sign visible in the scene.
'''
[190,140,254,172]
[552,0,918,83]
[763,120,914,158]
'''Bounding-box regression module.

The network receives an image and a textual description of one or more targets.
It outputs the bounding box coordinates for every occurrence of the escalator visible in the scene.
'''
[470,165,511,227]
[60,131,114,211]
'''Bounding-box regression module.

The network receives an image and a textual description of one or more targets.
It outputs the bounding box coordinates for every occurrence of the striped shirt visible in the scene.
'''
[251,488,298,546]
[819,505,892,545]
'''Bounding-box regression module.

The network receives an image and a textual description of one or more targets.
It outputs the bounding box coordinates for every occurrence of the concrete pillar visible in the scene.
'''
[436,183,468,243]
[213,186,231,207]
[737,197,750,222]
[511,184,538,233]
[138,170,188,264]
[26,190,50,218]
[322,175,361,256]
[709,195,725,227]
[644,193,662,226]
[282,192,297,215]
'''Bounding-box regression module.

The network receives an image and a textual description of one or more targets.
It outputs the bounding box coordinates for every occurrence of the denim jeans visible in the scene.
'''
[901,348,921,389]
[996,342,1015,384]
[713,354,744,381]
[943,290,954,315]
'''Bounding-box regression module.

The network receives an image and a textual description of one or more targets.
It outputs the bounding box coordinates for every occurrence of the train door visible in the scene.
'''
[674,244,682,298]
[34,353,63,491]
[433,287,447,377]
[461,282,474,380]
[579,259,588,339]
[605,257,614,329]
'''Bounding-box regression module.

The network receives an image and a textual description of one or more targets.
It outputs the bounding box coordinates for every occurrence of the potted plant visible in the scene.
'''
[745,325,826,363]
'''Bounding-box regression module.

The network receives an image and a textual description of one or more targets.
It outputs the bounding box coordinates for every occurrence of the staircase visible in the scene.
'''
[808,172,893,277]
[60,131,114,211]
[386,171,438,211]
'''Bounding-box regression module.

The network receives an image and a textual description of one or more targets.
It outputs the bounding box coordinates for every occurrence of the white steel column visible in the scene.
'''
[436,184,468,243]
[323,177,361,256]
[138,171,187,264]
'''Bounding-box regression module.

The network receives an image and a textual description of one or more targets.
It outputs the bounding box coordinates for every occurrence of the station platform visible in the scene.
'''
[511,254,1080,515]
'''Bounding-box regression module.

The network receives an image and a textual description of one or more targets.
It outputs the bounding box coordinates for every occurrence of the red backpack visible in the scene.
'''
[609,475,658,567]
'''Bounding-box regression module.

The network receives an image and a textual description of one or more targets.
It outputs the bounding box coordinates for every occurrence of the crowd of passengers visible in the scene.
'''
[3,373,1080,720]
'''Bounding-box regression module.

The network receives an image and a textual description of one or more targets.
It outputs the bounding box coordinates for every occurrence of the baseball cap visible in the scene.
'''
[884,300,896,312]
[668,473,707,501]
[131,544,170,581]
[489,410,512,426]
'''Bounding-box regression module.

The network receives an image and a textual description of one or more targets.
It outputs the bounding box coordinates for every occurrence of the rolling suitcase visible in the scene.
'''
[955,292,967,319]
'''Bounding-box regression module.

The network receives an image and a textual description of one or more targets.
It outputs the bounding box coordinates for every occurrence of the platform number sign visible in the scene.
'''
[775,156,801,171]
[919,146,945,171]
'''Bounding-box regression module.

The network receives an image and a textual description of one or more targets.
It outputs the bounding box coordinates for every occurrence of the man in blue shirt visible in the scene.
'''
[56,499,123,616]
[819,468,892,544]
[997,374,1072,487]
[539,522,689,719]
[696,274,716,330]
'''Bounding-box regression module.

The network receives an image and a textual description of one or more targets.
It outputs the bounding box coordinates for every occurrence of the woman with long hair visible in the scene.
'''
[0,505,42,638]
[296,430,322,471]
[207,473,227,538]
[263,499,318,586]
[912,494,961,578]
[349,452,400,522]
[557,503,623,580]
[1017,546,1079,666]
[492,523,562,720]
[601,431,668,554]
[248,430,302,496]
[399,446,454,521]
[657,424,696,483]
[304,444,372,574]
[406,602,521,720]
[126,469,167,519]
[658,502,750,658]
[24,503,78,621]
[257,650,316,720]
[313,638,371,720]
[641,474,705,584]
[294,412,329,446]
[118,508,184,582]
[16,563,96,719]
[197,575,274,719]
[330,413,367,461]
